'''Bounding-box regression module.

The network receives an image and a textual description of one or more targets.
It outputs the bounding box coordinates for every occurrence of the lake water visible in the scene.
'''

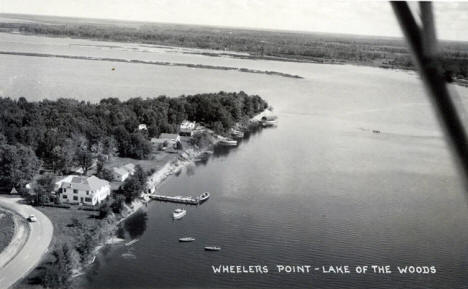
[1,32,468,289]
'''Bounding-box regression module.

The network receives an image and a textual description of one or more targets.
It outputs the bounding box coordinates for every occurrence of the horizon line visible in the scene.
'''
[1,12,407,41]
[1,11,467,43]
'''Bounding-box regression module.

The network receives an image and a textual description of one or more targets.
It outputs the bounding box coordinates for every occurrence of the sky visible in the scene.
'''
[1,0,468,41]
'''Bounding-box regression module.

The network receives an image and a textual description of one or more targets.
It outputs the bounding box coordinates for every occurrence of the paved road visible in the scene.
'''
[0,197,53,289]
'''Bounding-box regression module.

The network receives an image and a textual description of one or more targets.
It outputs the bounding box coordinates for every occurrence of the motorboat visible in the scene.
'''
[261,120,277,127]
[179,237,196,242]
[260,115,278,127]
[204,246,221,251]
[173,208,187,220]
[198,192,210,203]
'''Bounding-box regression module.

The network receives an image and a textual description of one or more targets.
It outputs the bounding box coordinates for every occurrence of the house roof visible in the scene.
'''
[60,175,109,191]
[112,163,135,177]
[123,163,135,172]
[159,133,179,140]
[113,167,128,176]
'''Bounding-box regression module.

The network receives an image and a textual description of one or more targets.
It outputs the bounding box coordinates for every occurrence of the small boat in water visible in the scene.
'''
[260,115,278,127]
[173,208,187,220]
[219,138,237,146]
[88,256,96,265]
[121,253,137,259]
[204,246,221,251]
[179,237,196,242]
[198,192,210,203]
[261,120,277,127]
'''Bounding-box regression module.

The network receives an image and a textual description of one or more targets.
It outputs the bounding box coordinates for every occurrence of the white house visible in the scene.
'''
[179,120,196,136]
[56,175,111,206]
[138,124,147,131]
[112,163,136,182]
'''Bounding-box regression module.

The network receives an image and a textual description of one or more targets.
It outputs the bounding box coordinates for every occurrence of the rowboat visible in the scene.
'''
[179,237,195,242]
[198,192,210,203]
[204,246,221,251]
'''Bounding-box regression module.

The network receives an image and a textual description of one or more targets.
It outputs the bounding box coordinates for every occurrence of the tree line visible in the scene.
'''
[0,91,268,191]
[2,20,467,80]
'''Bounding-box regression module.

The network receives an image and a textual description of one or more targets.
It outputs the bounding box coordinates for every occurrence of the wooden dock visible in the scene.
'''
[149,194,200,205]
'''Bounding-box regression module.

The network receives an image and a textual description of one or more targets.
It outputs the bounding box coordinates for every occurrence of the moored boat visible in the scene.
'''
[173,208,187,220]
[261,120,277,127]
[204,246,221,251]
[219,138,237,146]
[179,237,196,242]
[198,192,210,203]
[260,115,278,127]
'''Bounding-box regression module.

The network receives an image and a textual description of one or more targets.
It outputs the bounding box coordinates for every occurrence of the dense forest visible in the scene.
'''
[1,14,467,81]
[0,92,268,190]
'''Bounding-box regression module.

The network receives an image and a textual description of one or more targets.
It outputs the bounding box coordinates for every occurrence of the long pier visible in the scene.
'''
[149,194,200,205]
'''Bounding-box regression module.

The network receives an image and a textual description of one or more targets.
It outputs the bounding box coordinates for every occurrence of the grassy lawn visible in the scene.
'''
[18,205,103,289]
[35,206,100,246]
[0,211,14,253]
[104,151,178,173]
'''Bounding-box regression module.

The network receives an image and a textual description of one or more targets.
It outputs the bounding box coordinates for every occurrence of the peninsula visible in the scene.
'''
[0,91,269,288]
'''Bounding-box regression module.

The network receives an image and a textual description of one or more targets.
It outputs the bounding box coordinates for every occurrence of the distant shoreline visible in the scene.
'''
[1,30,467,87]
[0,50,304,79]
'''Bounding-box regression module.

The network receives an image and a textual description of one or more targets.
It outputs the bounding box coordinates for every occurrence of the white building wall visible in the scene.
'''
[61,184,111,206]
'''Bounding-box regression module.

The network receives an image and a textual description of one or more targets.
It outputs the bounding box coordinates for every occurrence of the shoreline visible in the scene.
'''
[1,31,467,87]
[70,110,269,283]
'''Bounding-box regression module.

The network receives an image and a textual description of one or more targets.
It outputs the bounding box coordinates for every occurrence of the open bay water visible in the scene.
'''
[1,32,468,288]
